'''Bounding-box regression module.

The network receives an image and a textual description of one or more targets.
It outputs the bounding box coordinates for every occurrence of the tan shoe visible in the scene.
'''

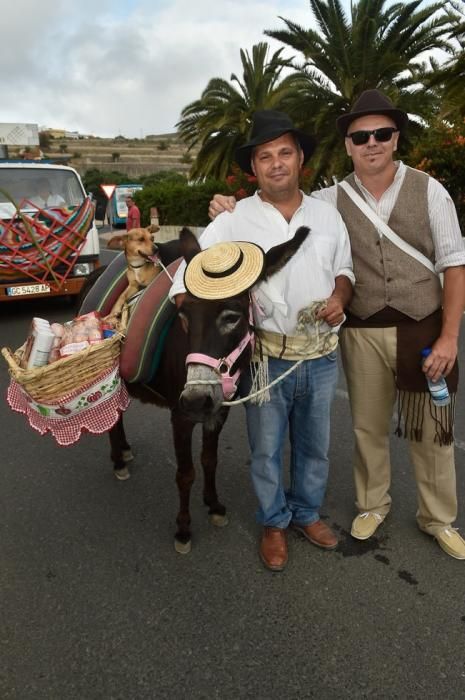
[292,519,338,549]
[259,527,288,571]
[351,512,385,540]
[435,528,465,560]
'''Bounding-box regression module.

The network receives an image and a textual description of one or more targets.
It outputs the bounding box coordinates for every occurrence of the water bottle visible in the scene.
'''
[421,347,450,406]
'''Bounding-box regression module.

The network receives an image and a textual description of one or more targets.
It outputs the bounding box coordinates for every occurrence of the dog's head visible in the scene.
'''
[107,224,160,261]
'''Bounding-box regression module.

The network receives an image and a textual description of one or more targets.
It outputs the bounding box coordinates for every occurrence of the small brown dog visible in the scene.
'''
[105,224,162,323]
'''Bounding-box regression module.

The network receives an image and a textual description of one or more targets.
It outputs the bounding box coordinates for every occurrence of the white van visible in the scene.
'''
[0,161,100,302]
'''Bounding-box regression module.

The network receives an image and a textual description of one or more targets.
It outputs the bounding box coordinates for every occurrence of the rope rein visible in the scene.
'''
[221,357,304,406]
[222,300,336,407]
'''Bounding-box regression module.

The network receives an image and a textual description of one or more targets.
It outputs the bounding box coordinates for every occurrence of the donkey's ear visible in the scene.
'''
[179,227,201,264]
[261,226,311,280]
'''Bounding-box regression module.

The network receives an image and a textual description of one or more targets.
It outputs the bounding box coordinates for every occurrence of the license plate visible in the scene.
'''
[6,283,51,297]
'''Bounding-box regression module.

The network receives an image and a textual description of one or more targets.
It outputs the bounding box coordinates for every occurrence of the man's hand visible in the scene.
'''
[316,276,352,327]
[208,194,237,220]
[422,334,458,382]
[316,295,345,327]
[422,265,465,381]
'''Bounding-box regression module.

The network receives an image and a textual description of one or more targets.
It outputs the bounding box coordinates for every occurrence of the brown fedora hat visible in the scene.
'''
[336,89,408,136]
[235,110,316,175]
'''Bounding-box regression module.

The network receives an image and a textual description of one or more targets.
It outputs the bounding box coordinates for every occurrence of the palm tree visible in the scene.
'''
[427,1,465,121]
[265,0,453,184]
[176,42,297,180]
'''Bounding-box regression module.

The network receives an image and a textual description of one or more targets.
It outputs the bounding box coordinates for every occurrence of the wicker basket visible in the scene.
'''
[1,333,123,403]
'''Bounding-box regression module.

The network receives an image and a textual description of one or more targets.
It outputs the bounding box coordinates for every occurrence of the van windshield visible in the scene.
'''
[0,168,85,212]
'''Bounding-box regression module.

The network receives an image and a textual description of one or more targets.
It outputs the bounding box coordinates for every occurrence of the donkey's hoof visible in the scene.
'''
[122,449,134,463]
[210,513,229,528]
[174,538,191,555]
[114,467,130,481]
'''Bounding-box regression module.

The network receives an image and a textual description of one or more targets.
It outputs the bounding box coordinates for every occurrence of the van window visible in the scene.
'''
[0,169,85,209]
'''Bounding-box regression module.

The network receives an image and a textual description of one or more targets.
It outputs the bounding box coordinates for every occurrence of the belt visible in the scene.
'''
[254,328,338,361]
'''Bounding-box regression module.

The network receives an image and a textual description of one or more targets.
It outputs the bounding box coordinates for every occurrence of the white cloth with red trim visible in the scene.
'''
[7,363,130,446]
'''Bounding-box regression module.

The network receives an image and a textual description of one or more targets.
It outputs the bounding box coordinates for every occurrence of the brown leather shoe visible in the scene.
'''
[259,527,288,571]
[292,519,338,550]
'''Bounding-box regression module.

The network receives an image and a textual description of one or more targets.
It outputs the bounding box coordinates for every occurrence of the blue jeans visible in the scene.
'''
[242,353,338,528]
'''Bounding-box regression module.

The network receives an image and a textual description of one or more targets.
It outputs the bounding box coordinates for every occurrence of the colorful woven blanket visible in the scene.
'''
[79,252,182,384]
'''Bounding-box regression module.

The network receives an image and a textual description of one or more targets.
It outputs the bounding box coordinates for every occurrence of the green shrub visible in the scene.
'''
[137,177,225,227]
[139,171,186,187]
[81,169,225,227]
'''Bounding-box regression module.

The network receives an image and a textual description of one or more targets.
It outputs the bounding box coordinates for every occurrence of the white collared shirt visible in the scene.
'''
[312,161,465,272]
[169,191,354,336]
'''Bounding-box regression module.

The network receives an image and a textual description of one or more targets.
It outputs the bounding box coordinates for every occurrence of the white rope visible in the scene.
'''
[222,358,304,406]
[221,300,335,407]
[158,258,174,282]
[182,357,303,406]
[181,301,336,409]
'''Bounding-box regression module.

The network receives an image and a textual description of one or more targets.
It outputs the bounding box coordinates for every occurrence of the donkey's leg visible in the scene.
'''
[109,415,133,481]
[171,409,195,554]
[201,411,228,528]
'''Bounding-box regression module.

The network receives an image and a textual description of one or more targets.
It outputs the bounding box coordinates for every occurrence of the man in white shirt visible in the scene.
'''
[31,178,66,209]
[171,111,354,571]
[209,91,465,561]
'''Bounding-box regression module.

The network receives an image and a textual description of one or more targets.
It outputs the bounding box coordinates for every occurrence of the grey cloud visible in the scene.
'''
[0,0,309,136]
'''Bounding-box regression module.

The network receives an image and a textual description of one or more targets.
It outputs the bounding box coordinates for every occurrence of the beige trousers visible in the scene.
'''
[339,326,457,535]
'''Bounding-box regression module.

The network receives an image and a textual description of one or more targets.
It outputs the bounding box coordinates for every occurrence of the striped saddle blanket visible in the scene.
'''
[79,249,182,384]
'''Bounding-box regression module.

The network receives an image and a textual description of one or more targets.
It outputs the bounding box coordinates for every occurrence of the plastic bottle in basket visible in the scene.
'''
[24,318,56,369]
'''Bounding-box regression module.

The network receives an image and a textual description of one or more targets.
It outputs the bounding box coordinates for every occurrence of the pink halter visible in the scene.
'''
[185,305,255,400]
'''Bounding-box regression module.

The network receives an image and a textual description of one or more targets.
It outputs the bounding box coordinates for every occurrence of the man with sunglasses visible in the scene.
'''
[209,89,465,560]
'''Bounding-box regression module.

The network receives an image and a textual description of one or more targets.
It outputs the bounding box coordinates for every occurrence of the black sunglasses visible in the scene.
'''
[346,127,399,145]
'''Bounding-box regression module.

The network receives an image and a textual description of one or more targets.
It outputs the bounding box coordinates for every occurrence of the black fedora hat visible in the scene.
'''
[336,89,408,136]
[235,110,316,175]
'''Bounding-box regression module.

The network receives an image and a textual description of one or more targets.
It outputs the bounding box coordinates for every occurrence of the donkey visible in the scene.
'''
[93,226,310,553]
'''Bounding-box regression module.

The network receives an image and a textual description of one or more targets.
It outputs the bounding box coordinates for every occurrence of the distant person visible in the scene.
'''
[126,196,141,230]
[31,178,66,208]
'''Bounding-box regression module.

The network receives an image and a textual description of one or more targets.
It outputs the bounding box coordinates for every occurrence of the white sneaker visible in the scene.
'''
[351,512,385,540]
[435,528,465,560]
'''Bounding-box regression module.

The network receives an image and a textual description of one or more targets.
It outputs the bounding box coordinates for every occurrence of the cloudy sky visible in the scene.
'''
[1,0,337,138]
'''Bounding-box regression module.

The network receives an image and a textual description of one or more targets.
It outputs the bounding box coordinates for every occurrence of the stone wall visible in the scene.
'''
[39,133,197,178]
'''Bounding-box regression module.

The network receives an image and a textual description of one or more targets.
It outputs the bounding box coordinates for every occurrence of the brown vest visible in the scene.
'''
[337,167,442,321]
